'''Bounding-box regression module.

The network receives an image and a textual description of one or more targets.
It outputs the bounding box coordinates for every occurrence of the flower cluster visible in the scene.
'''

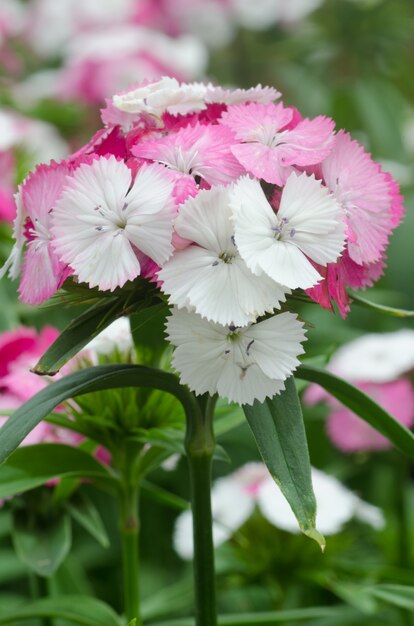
[174,462,384,559]
[306,330,414,452]
[1,78,404,405]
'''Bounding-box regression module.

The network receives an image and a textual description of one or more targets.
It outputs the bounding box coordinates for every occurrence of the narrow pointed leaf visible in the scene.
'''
[34,282,157,375]
[0,444,115,499]
[243,377,324,549]
[349,292,414,317]
[296,365,414,456]
[65,492,110,548]
[0,364,198,464]
[0,595,122,625]
[368,584,414,610]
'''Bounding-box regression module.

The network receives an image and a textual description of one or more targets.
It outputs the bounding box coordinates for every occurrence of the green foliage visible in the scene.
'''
[243,378,324,549]
[0,595,122,625]
[0,444,115,500]
[0,364,197,463]
[33,279,159,375]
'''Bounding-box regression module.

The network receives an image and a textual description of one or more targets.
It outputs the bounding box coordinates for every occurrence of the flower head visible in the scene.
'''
[166,308,306,405]
[231,173,346,290]
[52,155,174,291]
[133,122,244,186]
[220,102,335,185]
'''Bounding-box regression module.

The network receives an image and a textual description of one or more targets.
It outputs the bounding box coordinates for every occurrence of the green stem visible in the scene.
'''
[185,394,218,626]
[120,482,141,625]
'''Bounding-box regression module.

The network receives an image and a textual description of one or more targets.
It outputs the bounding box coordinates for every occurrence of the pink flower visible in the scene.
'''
[16,161,73,305]
[0,326,59,447]
[132,122,244,186]
[305,331,414,452]
[220,102,335,185]
[325,381,414,452]
[321,131,398,266]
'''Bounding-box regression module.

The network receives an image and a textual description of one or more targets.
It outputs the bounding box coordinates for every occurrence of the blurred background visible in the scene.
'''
[1,0,414,623]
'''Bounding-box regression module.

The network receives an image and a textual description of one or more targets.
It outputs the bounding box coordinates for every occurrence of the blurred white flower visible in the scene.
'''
[230,0,323,30]
[173,463,384,559]
[0,108,68,164]
[84,317,133,357]
[257,467,385,535]
[327,329,414,384]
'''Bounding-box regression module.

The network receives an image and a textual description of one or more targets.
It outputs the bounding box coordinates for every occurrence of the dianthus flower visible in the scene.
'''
[305,330,414,452]
[0,77,404,406]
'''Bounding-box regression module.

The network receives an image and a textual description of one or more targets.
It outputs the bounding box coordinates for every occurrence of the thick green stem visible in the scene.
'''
[120,483,141,625]
[185,394,218,626]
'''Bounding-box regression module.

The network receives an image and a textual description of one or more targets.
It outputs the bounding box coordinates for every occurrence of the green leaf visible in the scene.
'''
[34,281,157,375]
[141,480,189,511]
[141,578,193,620]
[65,492,110,548]
[349,292,414,317]
[214,401,245,437]
[368,584,414,611]
[12,511,72,577]
[243,377,324,549]
[148,605,356,626]
[0,444,116,499]
[296,365,414,457]
[0,364,198,464]
[0,595,122,625]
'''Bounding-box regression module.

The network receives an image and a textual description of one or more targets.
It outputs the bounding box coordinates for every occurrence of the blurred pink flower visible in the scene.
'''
[0,326,59,445]
[305,330,414,452]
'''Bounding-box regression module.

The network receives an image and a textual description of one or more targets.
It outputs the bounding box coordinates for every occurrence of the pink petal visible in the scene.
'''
[230,142,291,186]
[278,116,336,166]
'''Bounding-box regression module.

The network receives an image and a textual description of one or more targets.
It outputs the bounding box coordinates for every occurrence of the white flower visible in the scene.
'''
[174,472,256,560]
[84,317,133,356]
[158,186,289,326]
[327,330,414,384]
[173,463,384,559]
[166,308,306,405]
[257,467,385,535]
[205,84,281,105]
[231,173,346,290]
[113,76,208,118]
[52,156,174,291]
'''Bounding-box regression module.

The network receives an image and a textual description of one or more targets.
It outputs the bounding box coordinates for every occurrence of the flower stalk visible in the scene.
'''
[185,394,218,626]
[119,460,141,624]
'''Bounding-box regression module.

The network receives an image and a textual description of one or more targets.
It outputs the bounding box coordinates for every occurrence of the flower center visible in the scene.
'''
[271,216,296,240]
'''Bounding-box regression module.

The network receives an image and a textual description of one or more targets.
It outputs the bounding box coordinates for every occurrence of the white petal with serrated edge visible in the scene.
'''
[278,172,345,264]
[174,187,234,253]
[72,231,140,291]
[243,313,306,380]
